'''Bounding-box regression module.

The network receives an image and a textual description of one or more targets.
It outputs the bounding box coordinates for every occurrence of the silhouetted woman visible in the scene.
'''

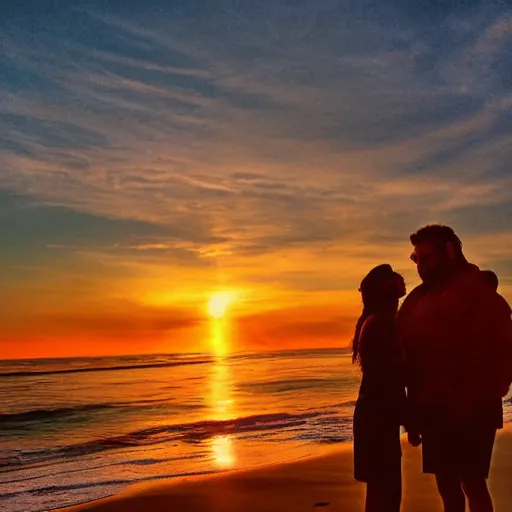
[352,264,408,512]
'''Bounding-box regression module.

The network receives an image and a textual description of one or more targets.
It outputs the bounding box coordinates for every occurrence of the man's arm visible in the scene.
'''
[494,294,512,396]
[397,286,425,435]
[451,283,512,426]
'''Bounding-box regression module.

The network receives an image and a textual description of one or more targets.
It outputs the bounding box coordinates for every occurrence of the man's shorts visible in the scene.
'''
[421,425,497,478]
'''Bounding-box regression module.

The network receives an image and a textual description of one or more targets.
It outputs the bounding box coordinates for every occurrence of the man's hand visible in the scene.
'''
[407,431,422,447]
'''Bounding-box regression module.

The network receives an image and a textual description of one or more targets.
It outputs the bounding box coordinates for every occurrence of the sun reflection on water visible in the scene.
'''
[212,435,235,468]
[209,315,236,469]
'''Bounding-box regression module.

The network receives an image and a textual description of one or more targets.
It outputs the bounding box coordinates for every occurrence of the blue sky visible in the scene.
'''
[1,0,511,356]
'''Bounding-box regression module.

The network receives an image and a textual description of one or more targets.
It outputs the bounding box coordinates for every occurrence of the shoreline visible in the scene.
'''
[56,425,512,512]
[51,443,349,511]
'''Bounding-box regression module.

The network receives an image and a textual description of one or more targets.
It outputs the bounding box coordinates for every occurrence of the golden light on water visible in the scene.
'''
[208,308,236,469]
[212,435,235,468]
[210,354,235,420]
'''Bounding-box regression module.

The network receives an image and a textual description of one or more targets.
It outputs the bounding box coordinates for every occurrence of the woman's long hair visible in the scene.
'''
[351,309,371,365]
[351,264,398,365]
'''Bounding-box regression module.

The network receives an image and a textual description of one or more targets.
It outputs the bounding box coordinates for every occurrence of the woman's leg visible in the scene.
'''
[365,471,401,512]
[365,483,382,512]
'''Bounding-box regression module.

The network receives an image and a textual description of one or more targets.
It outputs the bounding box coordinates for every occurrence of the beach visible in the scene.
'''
[58,426,512,512]
[2,351,511,511]
[1,350,355,511]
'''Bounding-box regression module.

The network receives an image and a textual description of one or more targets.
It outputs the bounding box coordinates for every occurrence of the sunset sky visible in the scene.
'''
[1,1,512,359]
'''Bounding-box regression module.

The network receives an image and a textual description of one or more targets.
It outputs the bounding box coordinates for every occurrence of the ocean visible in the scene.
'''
[0,349,355,512]
[1,348,511,512]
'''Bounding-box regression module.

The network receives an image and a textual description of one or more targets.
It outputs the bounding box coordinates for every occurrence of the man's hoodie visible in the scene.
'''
[397,263,512,427]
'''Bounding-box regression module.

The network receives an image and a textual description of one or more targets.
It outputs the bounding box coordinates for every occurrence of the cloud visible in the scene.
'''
[1,1,512,355]
[236,304,356,350]
[42,302,202,338]
[0,297,205,358]
[0,190,219,271]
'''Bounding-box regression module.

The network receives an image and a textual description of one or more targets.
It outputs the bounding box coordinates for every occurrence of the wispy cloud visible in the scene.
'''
[1,1,512,354]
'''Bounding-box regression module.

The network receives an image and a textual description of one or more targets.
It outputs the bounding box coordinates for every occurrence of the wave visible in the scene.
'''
[0,404,117,425]
[238,377,343,394]
[0,411,327,469]
[0,398,178,427]
[0,359,211,378]
[0,348,348,379]
[0,469,218,502]
[231,347,349,362]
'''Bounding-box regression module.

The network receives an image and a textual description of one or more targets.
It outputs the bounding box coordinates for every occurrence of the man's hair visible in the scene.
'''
[481,270,499,292]
[410,224,466,262]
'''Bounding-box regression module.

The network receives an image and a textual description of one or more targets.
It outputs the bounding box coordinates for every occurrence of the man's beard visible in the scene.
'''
[419,268,437,284]
[419,263,452,285]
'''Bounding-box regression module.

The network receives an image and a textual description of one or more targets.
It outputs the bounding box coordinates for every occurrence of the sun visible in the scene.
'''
[208,292,235,319]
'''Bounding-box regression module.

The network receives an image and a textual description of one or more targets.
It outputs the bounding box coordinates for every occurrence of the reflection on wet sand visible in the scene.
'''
[212,435,235,468]
[209,316,235,469]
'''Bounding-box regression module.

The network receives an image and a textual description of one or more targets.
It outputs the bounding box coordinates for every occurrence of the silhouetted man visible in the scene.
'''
[397,225,512,512]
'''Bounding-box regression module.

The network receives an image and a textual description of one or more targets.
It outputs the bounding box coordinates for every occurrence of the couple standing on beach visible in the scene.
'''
[352,225,512,512]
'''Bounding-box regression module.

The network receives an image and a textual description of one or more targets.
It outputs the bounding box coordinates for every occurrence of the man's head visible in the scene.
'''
[409,225,467,284]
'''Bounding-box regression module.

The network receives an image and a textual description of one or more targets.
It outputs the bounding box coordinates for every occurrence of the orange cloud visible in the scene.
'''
[235,304,358,352]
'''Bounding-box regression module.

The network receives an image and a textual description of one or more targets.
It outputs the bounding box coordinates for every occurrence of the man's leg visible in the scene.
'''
[459,426,496,512]
[435,474,465,512]
[461,476,493,512]
[422,427,465,512]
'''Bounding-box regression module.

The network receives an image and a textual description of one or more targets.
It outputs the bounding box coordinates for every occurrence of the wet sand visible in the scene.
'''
[57,425,512,512]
